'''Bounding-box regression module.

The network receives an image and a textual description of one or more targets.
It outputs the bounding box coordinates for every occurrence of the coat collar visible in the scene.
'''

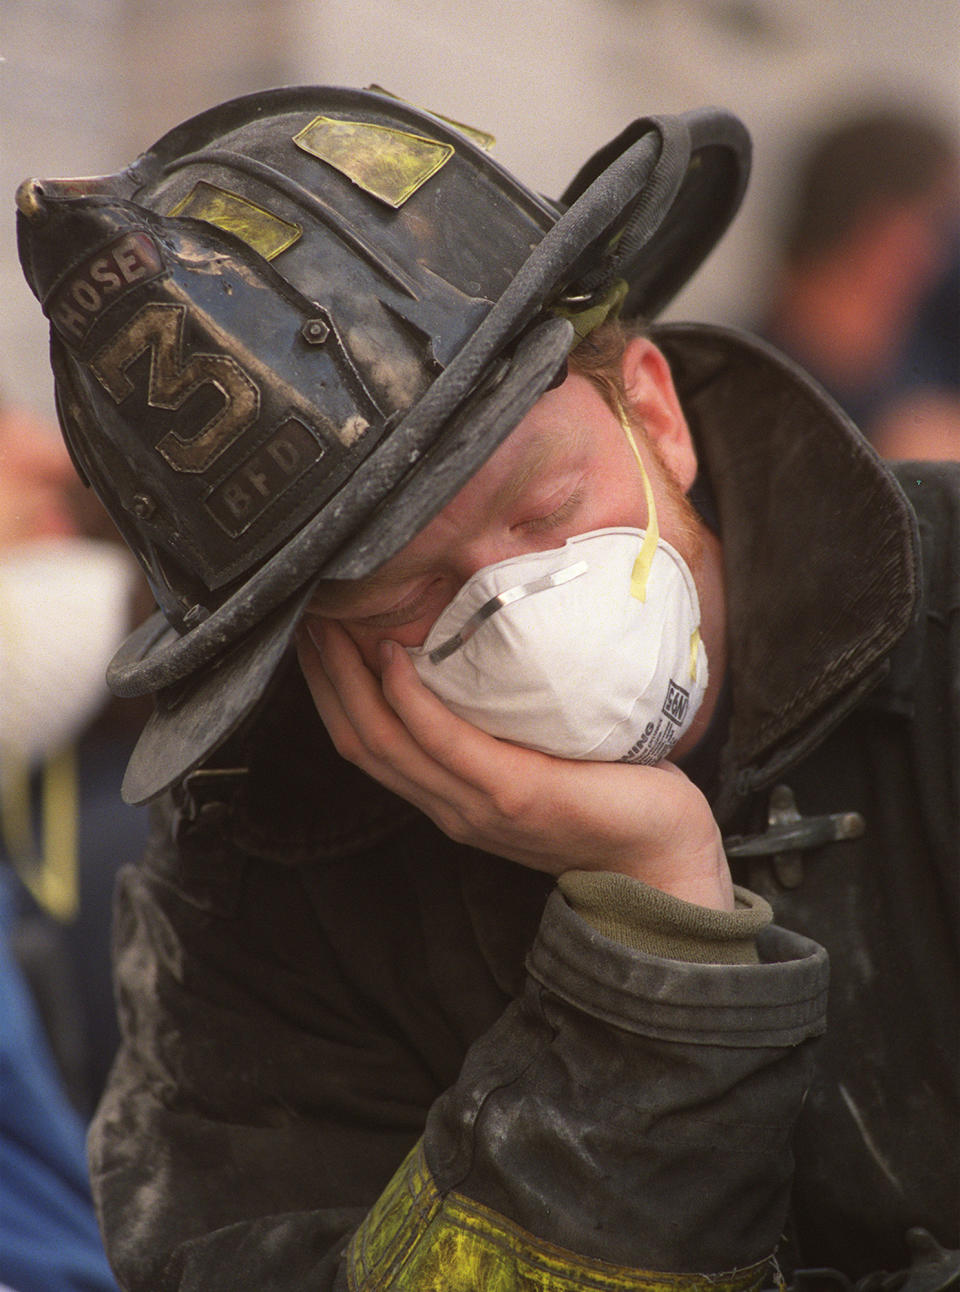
[655,323,919,811]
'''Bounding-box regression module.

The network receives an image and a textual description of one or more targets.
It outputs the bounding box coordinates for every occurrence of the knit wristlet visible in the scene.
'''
[557,871,772,964]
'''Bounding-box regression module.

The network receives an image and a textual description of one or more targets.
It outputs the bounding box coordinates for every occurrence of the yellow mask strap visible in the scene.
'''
[689,625,701,682]
[616,402,659,601]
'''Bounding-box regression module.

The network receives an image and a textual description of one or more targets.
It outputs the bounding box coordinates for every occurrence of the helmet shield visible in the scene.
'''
[17,86,750,801]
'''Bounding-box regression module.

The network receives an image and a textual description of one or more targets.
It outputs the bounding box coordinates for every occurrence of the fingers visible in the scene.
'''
[297,620,546,849]
[296,622,415,786]
[296,620,473,816]
[376,637,534,795]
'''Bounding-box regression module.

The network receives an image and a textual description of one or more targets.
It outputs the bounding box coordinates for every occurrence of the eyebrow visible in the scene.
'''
[492,417,589,513]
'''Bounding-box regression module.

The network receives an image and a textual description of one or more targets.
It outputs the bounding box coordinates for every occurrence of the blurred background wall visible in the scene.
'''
[2,0,958,422]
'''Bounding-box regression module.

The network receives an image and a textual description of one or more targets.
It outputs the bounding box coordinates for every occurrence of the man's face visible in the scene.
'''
[305,347,702,674]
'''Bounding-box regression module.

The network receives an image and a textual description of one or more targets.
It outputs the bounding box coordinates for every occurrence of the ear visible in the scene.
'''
[620,336,698,492]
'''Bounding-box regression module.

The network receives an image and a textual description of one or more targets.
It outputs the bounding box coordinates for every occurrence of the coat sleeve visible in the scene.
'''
[89,806,827,1291]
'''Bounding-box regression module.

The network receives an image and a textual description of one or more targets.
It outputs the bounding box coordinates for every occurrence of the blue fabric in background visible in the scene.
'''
[0,869,118,1292]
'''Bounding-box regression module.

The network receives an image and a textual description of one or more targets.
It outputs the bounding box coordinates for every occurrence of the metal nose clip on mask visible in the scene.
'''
[408,410,708,763]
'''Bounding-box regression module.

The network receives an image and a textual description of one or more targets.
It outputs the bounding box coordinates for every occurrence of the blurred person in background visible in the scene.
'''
[1,402,147,1292]
[759,104,959,458]
[870,231,960,459]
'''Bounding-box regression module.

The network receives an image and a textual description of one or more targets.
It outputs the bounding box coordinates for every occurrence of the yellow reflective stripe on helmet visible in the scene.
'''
[347,1141,768,1291]
[293,116,455,208]
[168,182,302,260]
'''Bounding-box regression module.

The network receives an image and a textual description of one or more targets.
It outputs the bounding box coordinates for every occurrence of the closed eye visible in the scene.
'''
[347,578,446,630]
[517,484,585,534]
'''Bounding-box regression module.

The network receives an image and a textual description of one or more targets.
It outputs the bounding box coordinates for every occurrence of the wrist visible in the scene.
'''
[638,835,734,910]
[620,771,733,909]
[610,818,733,911]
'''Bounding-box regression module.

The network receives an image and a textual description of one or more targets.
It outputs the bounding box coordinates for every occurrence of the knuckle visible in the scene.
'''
[328,726,365,766]
[487,781,532,824]
[435,796,491,845]
[362,728,397,763]
[323,716,398,770]
[440,813,473,846]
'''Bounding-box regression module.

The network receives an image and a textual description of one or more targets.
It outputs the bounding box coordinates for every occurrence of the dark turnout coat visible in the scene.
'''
[89,327,959,1289]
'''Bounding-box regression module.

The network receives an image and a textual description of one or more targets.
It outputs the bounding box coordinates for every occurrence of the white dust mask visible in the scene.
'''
[408,414,708,763]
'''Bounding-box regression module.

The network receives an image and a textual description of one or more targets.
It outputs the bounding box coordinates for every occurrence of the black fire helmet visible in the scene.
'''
[16,86,750,802]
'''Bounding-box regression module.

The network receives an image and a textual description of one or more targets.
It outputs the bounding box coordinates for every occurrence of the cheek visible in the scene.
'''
[340,620,434,673]
[584,472,649,532]
[576,435,655,532]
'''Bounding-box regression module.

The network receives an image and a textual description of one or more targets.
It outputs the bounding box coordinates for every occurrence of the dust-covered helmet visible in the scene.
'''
[17,86,750,800]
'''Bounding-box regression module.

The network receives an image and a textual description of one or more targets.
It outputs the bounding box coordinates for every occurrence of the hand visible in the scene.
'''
[297,620,734,911]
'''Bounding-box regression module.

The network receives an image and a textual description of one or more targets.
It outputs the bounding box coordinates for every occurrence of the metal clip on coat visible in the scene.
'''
[724,784,865,888]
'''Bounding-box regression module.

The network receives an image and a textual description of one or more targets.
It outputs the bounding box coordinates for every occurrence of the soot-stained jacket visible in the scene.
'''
[88,326,959,1289]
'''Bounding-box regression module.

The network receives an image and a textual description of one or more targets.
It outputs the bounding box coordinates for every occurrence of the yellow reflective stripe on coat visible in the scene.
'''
[346,1141,768,1291]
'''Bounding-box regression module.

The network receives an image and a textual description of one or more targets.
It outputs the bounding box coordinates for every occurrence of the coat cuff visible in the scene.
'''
[529,888,828,1048]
